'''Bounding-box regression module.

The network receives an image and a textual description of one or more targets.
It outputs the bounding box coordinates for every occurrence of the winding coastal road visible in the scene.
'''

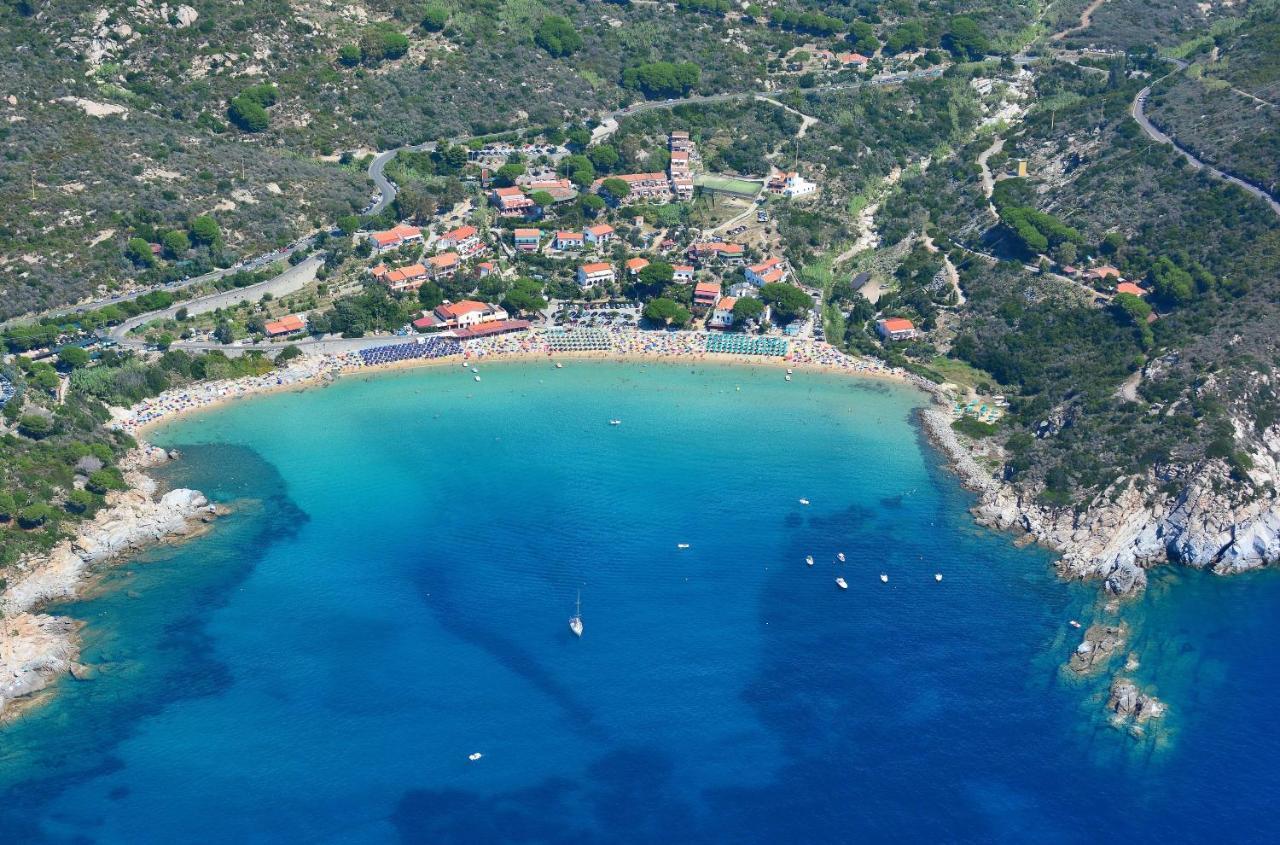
[1131,71,1280,219]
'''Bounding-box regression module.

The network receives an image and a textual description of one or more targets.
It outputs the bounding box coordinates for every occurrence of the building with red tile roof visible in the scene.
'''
[1115,282,1148,297]
[383,263,429,291]
[876,318,918,341]
[438,224,484,257]
[554,231,585,250]
[433,299,508,329]
[693,281,721,310]
[746,256,788,286]
[708,296,737,329]
[427,252,460,278]
[585,224,615,246]
[368,223,423,253]
[491,186,535,217]
[264,314,306,337]
[513,228,542,251]
[625,257,650,275]
[577,262,615,287]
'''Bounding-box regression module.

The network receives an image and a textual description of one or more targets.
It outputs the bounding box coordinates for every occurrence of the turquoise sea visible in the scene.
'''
[2,361,1279,842]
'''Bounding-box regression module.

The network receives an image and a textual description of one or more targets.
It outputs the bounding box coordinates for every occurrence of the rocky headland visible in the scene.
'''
[0,444,220,721]
[921,407,1279,595]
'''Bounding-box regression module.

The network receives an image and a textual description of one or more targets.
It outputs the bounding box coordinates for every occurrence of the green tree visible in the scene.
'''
[634,262,674,298]
[361,25,410,62]
[885,22,925,54]
[190,215,221,246]
[162,229,190,258]
[125,237,155,267]
[588,144,620,171]
[18,414,53,439]
[0,490,15,521]
[421,4,449,32]
[579,193,606,214]
[228,94,269,132]
[87,468,127,494]
[417,280,445,309]
[759,282,812,322]
[495,162,525,187]
[18,504,56,529]
[530,190,556,208]
[942,17,990,61]
[847,22,879,55]
[337,214,361,235]
[732,296,765,324]
[65,489,97,515]
[503,278,548,315]
[621,61,701,99]
[600,177,630,202]
[338,44,361,66]
[1148,257,1195,306]
[644,297,691,327]
[58,346,90,369]
[535,15,582,58]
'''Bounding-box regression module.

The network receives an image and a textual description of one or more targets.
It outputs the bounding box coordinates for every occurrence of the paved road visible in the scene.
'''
[109,255,325,346]
[1132,66,1280,218]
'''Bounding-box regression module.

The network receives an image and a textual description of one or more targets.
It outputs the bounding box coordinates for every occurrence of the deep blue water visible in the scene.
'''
[2,361,1279,842]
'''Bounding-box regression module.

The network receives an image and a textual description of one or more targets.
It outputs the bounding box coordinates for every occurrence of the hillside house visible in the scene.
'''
[554,231,585,250]
[876,318,918,341]
[427,252,460,279]
[585,224,615,246]
[708,297,736,329]
[673,264,695,283]
[437,224,484,257]
[577,262,615,287]
[746,257,788,286]
[383,263,429,291]
[264,314,306,337]
[626,257,650,276]
[491,186,535,218]
[513,228,542,252]
[368,224,423,253]
[693,281,721,311]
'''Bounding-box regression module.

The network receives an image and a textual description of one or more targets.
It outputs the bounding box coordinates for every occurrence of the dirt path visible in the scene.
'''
[976,137,1004,220]
[1050,0,1107,42]
[922,233,965,306]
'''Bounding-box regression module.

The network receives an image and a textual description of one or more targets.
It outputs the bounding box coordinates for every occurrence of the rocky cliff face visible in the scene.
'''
[922,407,1280,595]
[0,446,219,719]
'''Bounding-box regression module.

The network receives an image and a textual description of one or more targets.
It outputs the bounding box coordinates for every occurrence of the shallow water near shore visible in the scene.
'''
[2,361,1279,841]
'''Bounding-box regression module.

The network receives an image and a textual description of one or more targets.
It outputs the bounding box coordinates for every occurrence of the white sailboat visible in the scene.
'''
[569,591,583,638]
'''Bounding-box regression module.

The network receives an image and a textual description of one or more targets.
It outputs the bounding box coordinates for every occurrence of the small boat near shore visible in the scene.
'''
[1069,619,1082,629]
[555,362,563,369]
[805,555,814,566]
[835,577,848,590]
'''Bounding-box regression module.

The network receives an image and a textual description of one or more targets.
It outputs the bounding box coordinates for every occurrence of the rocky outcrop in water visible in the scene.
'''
[1107,677,1166,730]
[0,445,219,719]
[1068,623,1128,675]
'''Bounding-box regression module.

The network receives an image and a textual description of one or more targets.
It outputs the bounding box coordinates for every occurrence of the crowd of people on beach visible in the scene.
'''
[113,328,914,434]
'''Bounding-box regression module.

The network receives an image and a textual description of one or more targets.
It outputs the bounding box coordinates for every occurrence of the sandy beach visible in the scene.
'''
[117,329,926,436]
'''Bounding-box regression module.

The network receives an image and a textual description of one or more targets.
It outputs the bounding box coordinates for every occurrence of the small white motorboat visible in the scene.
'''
[471,367,479,374]
[1069,619,1082,629]
[474,375,481,382]
[837,552,846,563]
[805,555,814,566]
[835,577,848,590]
[609,419,622,426]
[468,752,483,762]
[880,573,889,583]
[786,368,793,375]
[934,573,943,582]
[785,374,792,382]
[677,543,690,549]
[555,362,563,369]
[798,498,810,506]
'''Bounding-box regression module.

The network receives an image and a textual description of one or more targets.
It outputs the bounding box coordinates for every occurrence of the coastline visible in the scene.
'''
[0,445,223,722]
[120,329,925,438]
